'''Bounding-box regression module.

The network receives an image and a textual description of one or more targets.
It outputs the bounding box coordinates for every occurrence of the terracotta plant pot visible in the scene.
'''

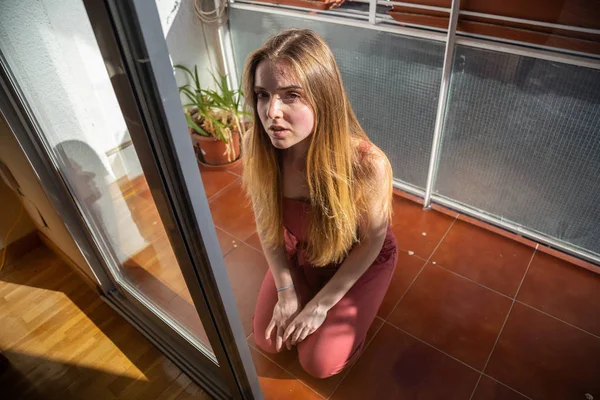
[190,128,241,168]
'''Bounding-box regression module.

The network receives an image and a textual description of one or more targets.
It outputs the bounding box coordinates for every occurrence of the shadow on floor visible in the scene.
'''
[0,246,214,399]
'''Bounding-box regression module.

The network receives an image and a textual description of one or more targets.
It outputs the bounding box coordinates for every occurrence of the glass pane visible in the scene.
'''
[435,45,600,256]
[229,8,445,188]
[0,0,213,356]
[164,1,264,349]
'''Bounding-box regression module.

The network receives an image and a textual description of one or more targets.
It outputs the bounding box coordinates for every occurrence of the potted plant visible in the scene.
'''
[175,64,247,170]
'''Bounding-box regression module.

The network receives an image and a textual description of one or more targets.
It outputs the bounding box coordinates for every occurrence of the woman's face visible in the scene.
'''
[254,60,315,150]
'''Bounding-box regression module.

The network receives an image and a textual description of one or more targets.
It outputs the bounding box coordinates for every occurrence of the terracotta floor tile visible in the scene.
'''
[199,167,239,200]
[517,251,600,336]
[223,242,268,336]
[248,318,383,398]
[143,254,185,292]
[430,203,460,219]
[244,232,262,252]
[486,302,600,399]
[164,294,210,347]
[431,219,534,297]
[472,376,529,400]
[215,227,240,256]
[123,265,178,308]
[178,287,193,303]
[158,272,189,296]
[538,244,600,275]
[391,197,456,259]
[457,213,538,249]
[209,180,256,242]
[249,347,323,400]
[377,250,426,319]
[388,263,512,369]
[331,323,479,400]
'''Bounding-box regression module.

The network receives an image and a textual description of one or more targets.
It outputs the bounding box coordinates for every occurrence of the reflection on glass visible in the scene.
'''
[0,0,212,355]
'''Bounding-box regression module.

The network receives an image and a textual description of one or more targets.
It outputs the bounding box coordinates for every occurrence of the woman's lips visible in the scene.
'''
[269,128,289,138]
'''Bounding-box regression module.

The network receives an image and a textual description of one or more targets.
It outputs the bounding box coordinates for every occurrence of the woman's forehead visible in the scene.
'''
[255,60,301,90]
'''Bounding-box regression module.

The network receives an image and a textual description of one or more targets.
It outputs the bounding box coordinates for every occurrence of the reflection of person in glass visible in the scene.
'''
[55,140,146,264]
[243,29,398,379]
[67,159,103,205]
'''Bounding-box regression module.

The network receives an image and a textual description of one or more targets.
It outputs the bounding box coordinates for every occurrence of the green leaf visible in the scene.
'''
[194,65,201,93]
[174,65,195,82]
[184,113,209,136]
[176,64,246,142]
[209,91,225,107]
[210,71,221,90]
[178,86,194,103]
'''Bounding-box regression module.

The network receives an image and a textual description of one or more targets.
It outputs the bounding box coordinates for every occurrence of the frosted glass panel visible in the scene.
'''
[436,45,600,256]
[230,8,444,188]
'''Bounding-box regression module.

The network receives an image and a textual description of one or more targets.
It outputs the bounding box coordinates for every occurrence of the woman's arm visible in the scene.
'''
[258,231,295,295]
[283,154,391,344]
[305,216,387,313]
[258,230,302,351]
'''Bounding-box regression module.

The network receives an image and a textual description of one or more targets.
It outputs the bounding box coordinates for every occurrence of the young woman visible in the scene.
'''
[242,29,398,379]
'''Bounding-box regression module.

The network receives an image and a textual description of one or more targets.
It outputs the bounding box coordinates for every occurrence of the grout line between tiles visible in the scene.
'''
[217,229,258,254]
[480,373,533,400]
[384,320,481,374]
[468,247,538,400]
[382,259,427,321]
[395,244,428,259]
[326,318,388,400]
[242,239,263,255]
[241,239,264,256]
[206,178,240,203]
[248,319,390,400]
[427,217,458,263]
[246,338,326,399]
[515,300,600,340]
[384,218,457,322]
[431,262,514,300]
[216,228,238,258]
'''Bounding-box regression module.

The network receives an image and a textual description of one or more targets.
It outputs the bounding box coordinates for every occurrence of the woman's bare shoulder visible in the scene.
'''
[354,139,388,173]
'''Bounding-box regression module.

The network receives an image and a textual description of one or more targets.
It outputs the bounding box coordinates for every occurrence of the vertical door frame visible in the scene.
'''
[0,51,236,399]
[0,0,262,398]
[85,0,261,397]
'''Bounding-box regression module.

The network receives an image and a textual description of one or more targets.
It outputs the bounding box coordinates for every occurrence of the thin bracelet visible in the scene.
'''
[277,283,294,292]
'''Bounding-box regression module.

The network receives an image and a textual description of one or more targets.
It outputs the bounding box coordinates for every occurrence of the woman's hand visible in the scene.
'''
[265,290,300,352]
[282,303,328,347]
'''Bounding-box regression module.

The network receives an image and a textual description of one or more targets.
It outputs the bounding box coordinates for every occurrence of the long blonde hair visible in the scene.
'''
[242,29,393,266]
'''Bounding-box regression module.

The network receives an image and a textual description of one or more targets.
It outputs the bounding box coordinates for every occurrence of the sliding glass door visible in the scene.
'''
[0,0,260,398]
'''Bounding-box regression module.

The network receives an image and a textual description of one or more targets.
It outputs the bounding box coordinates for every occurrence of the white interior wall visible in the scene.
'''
[0,0,146,264]
[160,0,225,95]
[0,179,37,249]
[0,0,217,273]
[0,116,93,281]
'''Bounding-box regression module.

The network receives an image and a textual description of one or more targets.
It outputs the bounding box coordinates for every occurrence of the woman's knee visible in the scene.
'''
[253,333,280,354]
[297,344,351,379]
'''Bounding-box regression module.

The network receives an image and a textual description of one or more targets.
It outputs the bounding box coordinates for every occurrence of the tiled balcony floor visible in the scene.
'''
[119,165,600,400]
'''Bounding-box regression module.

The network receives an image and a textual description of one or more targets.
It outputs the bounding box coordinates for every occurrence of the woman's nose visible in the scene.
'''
[267,97,283,119]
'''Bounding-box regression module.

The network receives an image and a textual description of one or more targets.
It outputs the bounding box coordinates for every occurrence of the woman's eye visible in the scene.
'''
[255,92,268,99]
[285,92,301,101]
